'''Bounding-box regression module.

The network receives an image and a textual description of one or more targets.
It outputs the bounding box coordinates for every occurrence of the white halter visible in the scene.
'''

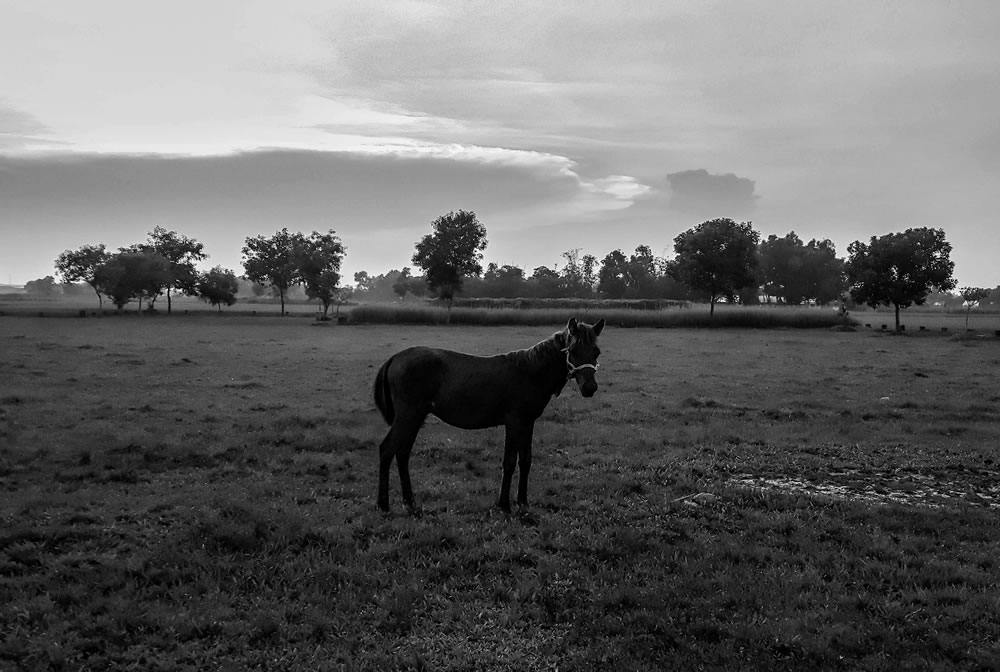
[563,346,599,379]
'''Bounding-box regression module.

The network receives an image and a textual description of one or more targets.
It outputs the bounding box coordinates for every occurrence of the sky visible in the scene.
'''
[1,1,998,288]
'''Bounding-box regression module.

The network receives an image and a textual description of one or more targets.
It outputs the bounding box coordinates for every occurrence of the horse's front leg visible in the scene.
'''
[498,420,533,513]
[515,422,535,508]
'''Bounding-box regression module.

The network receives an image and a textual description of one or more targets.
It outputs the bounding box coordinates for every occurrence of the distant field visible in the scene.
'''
[2,316,999,669]
[0,294,323,317]
[5,293,999,331]
[851,308,1000,332]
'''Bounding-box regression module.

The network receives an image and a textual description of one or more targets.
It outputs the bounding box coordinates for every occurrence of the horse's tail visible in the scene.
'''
[373,356,394,426]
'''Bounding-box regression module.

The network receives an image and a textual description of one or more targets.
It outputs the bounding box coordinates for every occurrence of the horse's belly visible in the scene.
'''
[430,402,503,430]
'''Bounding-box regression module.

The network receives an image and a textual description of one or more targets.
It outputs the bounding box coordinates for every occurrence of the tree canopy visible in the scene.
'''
[845,227,956,331]
[958,287,990,328]
[94,250,172,311]
[197,266,239,311]
[411,210,487,312]
[759,233,843,305]
[242,228,304,315]
[669,218,760,317]
[24,276,58,296]
[54,244,112,310]
[145,227,208,313]
[297,230,347,319]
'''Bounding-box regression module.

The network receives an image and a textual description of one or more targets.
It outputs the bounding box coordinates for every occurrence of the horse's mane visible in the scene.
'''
[502,330,566,373]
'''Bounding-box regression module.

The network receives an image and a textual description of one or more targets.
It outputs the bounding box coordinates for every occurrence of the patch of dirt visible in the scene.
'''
[729,468,1000,509]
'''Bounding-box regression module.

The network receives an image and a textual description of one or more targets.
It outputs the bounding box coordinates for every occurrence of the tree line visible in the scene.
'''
[355,212,973,330]
[52,226,346,317]
[42,210,989,329]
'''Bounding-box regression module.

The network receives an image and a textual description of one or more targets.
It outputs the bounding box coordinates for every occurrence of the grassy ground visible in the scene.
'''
[1,316,999,670]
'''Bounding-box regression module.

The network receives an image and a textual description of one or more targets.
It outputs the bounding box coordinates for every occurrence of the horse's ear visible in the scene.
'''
[566,317,578,333]
[593,318,605,336]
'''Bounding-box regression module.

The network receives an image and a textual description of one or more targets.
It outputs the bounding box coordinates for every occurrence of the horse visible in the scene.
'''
[373,317,605,513]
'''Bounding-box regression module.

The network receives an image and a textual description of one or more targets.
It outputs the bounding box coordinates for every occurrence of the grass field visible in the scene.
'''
[6,293,1000,332]
[2,316,999,670]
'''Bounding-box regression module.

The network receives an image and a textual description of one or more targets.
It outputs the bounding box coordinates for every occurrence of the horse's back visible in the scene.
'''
[382,346,516,429]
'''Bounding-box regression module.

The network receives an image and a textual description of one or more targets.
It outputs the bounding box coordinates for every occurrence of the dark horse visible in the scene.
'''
[374,317,605,512]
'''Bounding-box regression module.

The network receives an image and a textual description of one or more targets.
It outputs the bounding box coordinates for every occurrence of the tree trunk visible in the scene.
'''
[709,295,716,319]
[894,303,901,332]
[280,289,286,316]
[167,288,172,314]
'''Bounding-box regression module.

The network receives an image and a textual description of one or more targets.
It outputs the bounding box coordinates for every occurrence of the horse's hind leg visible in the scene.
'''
[377,430,396,511]
[377,415,424,512]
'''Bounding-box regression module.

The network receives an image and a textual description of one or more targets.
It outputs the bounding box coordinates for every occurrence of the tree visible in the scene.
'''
[146,227,207,314]
[354,271,374,294]
[526,265,562,298]
[581,254,598,293]
[242,228,305,315]
[559,249,587,297]
[390,267,427,300]
[392,267,414,301]
[759,233,843,304]
[800,239,844,305]
[984,287,1000,310]
[626,245,659,297]
[94,251,172,312]
[198,266,239,311]
[597,249,629,298]
[411,210,488,315]
[297,230,346,319]
[54,244,111,311]
[482,263,526,298]
[845,227,956,332]
[669,218,760,317]
[24,276,58,296]
[352,269,409,302]
[759,232,807,303]
[959,287,990,328]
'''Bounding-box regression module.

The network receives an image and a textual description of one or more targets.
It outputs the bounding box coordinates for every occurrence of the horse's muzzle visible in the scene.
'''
[577,376,598,398]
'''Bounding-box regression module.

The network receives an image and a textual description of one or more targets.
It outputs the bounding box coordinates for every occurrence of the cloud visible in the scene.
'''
[665,169,758,219]
[0,101,53,150]
[0,148,653,284]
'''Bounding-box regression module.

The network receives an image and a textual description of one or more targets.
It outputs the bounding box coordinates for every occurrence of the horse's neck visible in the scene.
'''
[507,333,564,371]
[511,333,569,396]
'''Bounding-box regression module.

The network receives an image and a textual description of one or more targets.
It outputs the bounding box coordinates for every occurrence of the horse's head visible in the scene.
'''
[564,317,605,398]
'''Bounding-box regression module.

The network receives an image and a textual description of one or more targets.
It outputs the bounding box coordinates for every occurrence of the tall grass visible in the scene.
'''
[348,303,856,329]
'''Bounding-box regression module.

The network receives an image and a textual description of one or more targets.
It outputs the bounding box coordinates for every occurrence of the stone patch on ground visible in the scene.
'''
[729,469,1000,509]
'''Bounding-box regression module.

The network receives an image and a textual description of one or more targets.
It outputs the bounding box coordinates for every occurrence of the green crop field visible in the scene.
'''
[2,315,999,670]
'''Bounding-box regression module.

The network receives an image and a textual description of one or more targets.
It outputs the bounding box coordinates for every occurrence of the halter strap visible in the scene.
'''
[563,347,599,379]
